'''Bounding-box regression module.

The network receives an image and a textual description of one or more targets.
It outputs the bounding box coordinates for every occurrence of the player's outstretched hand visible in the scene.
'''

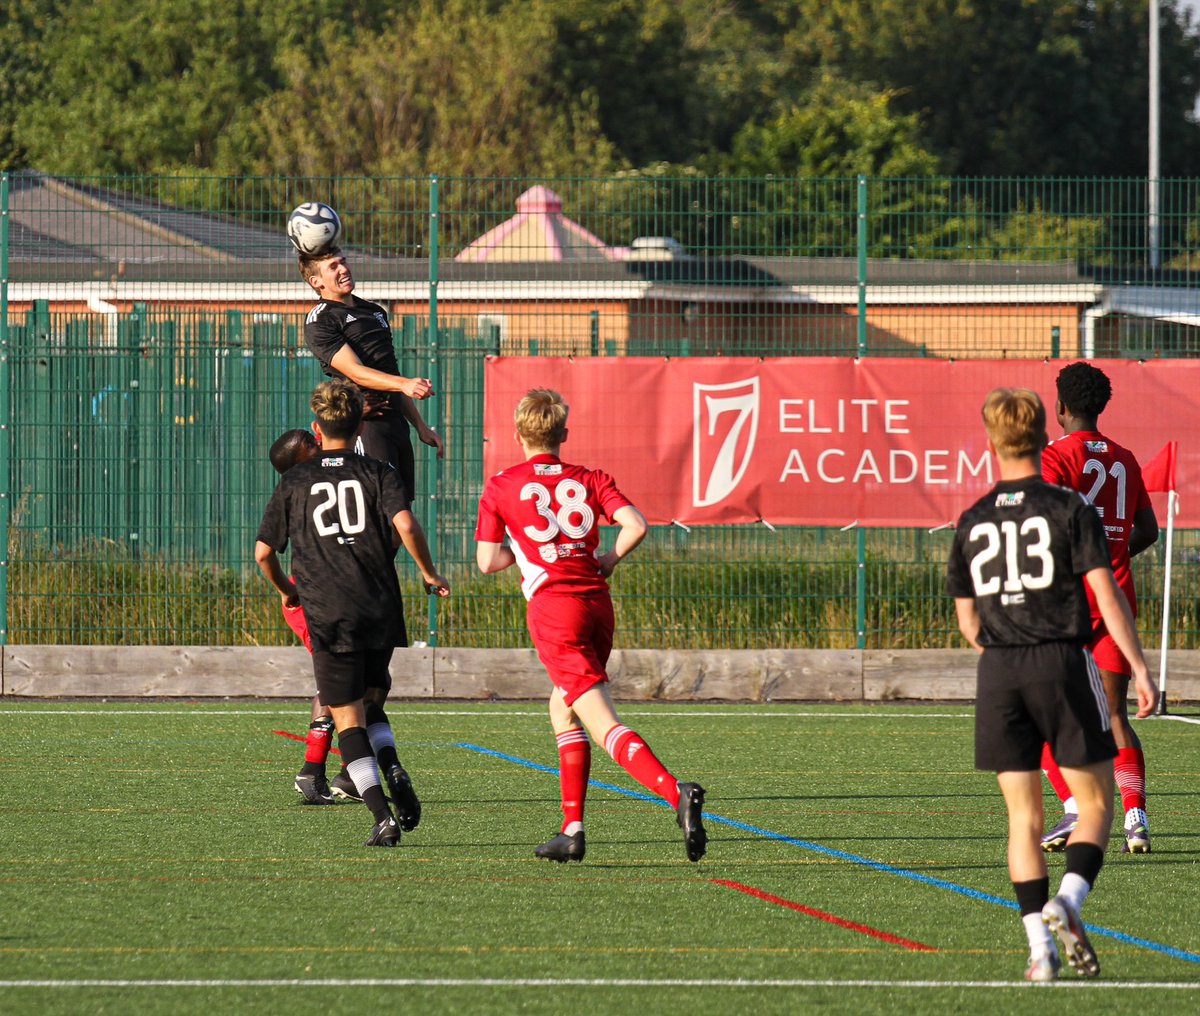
[418,422,445,458]
[401,376,435,400]
[423,572,451,597]
[1133,665,1160,718]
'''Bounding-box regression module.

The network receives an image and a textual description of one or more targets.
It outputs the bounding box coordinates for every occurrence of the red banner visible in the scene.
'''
[483,358,1198,527]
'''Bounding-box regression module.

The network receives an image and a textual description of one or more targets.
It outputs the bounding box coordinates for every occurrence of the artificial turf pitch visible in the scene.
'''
[2,701,1198,1015]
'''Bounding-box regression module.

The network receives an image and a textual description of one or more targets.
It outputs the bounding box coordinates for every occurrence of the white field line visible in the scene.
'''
[0,709,975,718]
[0,977,1197,990]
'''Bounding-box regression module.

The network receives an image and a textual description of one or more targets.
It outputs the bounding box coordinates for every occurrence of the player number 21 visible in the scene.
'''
[1082,458,1127,519]
[967,517,1054,595]
[520,479,595,542]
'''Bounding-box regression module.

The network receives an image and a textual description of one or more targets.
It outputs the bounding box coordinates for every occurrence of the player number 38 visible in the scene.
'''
[520,479,595,542]
[966,517,1055,596]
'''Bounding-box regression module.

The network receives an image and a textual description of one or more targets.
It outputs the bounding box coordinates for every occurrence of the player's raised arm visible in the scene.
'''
[329,345,433,400]
[392,509,450,596]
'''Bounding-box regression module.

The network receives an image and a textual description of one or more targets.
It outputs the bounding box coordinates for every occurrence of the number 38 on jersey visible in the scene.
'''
[966,517,1055,604]
[520,479,595,542]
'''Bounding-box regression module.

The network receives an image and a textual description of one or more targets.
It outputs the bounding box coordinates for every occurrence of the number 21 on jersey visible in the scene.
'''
[520,479,595,542]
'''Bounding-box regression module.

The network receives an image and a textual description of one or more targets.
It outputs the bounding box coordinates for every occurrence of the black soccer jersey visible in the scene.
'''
[257,450,411,653]
[945,476,1111,647]
[304,296,408,419]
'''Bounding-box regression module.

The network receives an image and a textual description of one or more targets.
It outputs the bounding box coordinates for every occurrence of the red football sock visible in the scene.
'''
[1114,746,1147,812]
[556,727,591,831]
[1040,743,1072,807]
[304,717,334,765]
[603,724,679,808]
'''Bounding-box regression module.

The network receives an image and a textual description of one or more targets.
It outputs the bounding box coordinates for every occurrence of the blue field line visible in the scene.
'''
[457,741,1200,967]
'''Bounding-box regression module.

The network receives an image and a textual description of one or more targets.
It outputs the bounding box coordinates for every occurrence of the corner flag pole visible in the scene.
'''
[1157,488,1177,715]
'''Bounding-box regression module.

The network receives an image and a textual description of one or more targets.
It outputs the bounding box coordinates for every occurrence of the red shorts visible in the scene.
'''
[1089,617,1130,677]
[283,603,313,654]
[526,591,614,706]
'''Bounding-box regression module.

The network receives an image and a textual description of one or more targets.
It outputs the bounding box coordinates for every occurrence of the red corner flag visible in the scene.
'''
[1142,441,1178,493]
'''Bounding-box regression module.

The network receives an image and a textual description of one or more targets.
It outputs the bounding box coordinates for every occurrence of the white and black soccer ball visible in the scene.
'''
[286,202,343,255]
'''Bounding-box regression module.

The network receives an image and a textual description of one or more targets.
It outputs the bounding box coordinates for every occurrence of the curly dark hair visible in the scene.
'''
[269,428,318,476]
[1055,361,1111,418]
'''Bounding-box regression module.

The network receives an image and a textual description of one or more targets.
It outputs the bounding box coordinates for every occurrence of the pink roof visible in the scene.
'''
[456,186,612,263]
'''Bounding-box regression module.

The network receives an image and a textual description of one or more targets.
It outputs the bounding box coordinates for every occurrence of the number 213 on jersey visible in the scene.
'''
[966,517,1055,596]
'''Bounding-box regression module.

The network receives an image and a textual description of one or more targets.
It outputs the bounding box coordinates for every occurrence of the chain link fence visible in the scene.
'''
[3,172,1196,647]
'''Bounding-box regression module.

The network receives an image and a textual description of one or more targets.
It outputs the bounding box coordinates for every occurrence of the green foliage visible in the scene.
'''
[244,0,621,179]
[923,196,1108,261]
[776,0,1200,177]
[19,1,276,172]
[12,529,1193,650]
[0,0,64,170]
[4,0,1200,178]
[726,74,941,179]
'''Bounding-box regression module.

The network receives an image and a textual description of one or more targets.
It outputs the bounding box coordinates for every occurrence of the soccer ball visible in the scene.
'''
[286,202,343,255]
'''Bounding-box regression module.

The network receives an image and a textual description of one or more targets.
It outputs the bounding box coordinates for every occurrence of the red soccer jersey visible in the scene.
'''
[1041,429,1152,614]
[475,453,633,600]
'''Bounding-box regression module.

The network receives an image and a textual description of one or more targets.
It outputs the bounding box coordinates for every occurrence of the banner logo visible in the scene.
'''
[693,377,759,507]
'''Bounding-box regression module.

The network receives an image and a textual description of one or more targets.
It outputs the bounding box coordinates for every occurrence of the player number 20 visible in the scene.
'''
[967,517,1054,595]
[520,479,595,542]
[311,480,367,537]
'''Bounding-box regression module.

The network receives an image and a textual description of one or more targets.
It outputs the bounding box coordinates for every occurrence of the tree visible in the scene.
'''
[0,0,64,170]
[245,0,620,179]
[772,0,1200,177]
[725,74,940,178]
[14,0,395,174]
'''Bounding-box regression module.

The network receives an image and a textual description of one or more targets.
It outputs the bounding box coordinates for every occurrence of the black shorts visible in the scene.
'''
[354,414,415,502]
[311,647,394,708]
[974,642,1116,772]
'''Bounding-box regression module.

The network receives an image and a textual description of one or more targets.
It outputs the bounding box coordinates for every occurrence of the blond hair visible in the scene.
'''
[981,387,1047,460]
[515,389,568,451]
[311,379,363,440]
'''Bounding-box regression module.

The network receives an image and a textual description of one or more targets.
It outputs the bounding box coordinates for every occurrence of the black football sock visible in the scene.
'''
[338,725,392,823]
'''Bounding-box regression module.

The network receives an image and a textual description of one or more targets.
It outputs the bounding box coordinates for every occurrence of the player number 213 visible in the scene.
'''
[967,517,1055,596]
[520,479,596,542]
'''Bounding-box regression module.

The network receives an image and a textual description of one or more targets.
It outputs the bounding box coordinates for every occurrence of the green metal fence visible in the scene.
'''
[3,172,1197,648]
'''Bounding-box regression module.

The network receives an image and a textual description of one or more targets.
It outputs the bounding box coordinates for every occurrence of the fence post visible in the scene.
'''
[855,175,868,649]
[856,174,868,358]
[426,175,441,647]
[0,172,8,646]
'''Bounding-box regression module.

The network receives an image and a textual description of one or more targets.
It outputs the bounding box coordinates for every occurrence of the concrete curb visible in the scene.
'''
[3,646,1196,704]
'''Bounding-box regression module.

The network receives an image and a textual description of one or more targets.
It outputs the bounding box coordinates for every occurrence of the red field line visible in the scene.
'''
[711,878,937,952]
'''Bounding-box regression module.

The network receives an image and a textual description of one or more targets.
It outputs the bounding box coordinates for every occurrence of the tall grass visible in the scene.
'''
[9,527,1196,649]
